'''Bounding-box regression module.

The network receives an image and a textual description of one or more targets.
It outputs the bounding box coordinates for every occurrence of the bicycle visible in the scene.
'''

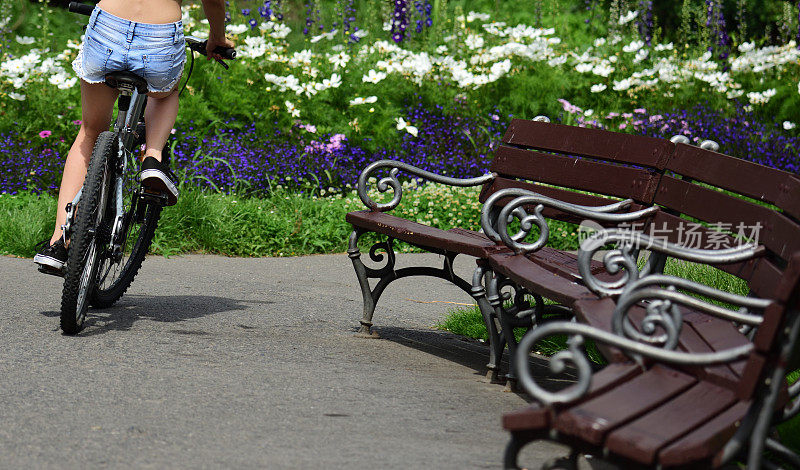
[55,2,235,334]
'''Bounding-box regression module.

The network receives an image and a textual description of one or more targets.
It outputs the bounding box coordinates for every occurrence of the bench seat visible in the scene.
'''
[503,364,752,468]
[346,210,499,258]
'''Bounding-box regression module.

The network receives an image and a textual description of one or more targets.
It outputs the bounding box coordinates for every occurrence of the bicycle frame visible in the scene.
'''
[61,85,148,259]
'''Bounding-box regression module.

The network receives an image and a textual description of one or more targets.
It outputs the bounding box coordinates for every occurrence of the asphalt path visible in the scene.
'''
[0,252,577,469]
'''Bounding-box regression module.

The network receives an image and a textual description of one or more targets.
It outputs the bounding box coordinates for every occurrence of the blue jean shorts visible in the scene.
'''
[72,8,185,93]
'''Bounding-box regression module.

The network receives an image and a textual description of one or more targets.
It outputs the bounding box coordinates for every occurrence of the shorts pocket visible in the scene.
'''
[81,35,113,78]
[142,52,183,91]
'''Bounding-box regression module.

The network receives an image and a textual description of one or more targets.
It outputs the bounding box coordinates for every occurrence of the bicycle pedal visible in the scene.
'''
[38,265,65,278]
[139,189,169,206]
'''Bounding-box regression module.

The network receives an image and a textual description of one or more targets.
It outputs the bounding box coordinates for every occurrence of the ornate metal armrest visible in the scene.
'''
[480,188,658,254]
[609,274,770,350]
[356,159,496,212]
[577,228,764,296]
[515,321,754,406]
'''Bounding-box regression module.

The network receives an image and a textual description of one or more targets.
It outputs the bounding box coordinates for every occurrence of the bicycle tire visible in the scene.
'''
[91,200,161,308]
[60,131,115,334]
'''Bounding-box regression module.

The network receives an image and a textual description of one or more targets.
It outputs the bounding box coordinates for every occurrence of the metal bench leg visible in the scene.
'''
[472,264,505,382]
[347,229,394,338]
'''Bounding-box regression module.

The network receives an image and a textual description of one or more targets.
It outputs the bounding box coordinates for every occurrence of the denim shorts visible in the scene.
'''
[72,8,185,93]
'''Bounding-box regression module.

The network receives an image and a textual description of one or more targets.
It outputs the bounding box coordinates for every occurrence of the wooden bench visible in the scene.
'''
[500,146,800,469]
[346,118,678,379]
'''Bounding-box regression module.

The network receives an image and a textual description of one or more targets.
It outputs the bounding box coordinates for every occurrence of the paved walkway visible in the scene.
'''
[0,253,573,468]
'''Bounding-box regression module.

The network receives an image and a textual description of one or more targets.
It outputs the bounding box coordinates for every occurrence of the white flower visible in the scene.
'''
[8,92,25,101]
[547,55,567,66]
[623,40,645,53]
[304,124,316,133]
[633,48,649,63]
[329,51,350,69]
[575,63,593,73]
[592,63,614,77]
[321,73,342,89]
[349,96,378,106]
[738,42,755,53]
[362,69,387,83]
[784,121,797,130]
[395,117,418,137]
[590,84,607,93]
[593,38,606,47]
[192,30,209,39]
[226,24,248,35]
[465,34,485,50]
[613,78,633,91]
[15,36,35,45]
[618,10,639,25]
[285,100,300,118]
[270,24,291,39]
[584,109,594,116]
[654,42,674,51]
[353,29,369,39]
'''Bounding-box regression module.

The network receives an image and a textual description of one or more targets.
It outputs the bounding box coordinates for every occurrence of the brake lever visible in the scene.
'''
[214,57,229,70]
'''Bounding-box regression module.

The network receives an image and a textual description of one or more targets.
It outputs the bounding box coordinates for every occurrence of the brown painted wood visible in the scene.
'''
[502,119,673,168]
[605,381,737,465]
[488,251,596,306]
[346,210,498,258]
[554,366,696,445]
[736,353,768,400]
[503,364,644,433]
[655,176,800,260]
[492,145,662,202]
[668,143,800,220]
[683,311,751,378]
[658,401,750,467]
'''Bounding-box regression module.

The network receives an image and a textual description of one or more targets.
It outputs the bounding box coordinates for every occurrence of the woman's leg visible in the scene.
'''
[50,80,119,245]
[143,82,180,161]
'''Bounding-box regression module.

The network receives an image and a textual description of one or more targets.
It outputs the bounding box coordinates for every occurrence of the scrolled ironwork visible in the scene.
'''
[578,228,760,296]
[610,276,768,350]
[356,159,496,212]
[481,188,658,254]
[515,322,754,406]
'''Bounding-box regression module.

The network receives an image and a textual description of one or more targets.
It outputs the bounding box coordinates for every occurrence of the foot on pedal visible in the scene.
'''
[140,156,179,206]
[34,239,67,277]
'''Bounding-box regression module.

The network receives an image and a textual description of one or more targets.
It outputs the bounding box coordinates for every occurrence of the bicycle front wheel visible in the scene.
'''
[60,131,115,334]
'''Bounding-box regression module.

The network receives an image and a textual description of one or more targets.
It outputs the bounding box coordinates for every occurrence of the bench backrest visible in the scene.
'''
[479,119,674,226]
[653,142,800,299]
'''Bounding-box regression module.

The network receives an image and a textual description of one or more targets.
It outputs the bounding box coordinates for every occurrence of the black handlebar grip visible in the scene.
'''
[68,2,95,16]
[214,47,236,60]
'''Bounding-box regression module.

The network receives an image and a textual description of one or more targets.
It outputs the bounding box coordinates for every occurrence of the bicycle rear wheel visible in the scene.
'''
[91,184,161,308]
[60,131,115,334]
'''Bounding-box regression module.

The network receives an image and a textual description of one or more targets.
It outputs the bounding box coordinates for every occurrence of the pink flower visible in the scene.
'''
[38,130,51,138]
[72,120,82,125]
[557,98,583,114]
[619,123,628,129]
[633,108,646,114]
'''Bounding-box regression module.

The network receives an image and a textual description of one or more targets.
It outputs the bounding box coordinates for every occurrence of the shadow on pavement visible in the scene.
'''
[41,294,272,336]
[372,326,578,396]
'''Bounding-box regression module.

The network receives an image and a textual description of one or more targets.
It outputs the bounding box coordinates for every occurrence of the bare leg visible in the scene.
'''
[50,80,119,245]
[143,82,180,162]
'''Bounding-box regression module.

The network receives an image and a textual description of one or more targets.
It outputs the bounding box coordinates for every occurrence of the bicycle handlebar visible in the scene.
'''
[68,2,236,61]
[68,1,94,16]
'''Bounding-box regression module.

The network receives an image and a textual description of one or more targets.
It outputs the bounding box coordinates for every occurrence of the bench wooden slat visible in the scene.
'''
[554,366,696,445]
[502,119,673,168]
[605,381,737,465]
[503,363,642,432]
[492,145,662,202]
[345,210,497,258]
[488,251,596,306]
[683,312,750,377]
[573,299,745,388]
[655,176,800,260]
[657,400,750,467]
[668,143,800,221]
